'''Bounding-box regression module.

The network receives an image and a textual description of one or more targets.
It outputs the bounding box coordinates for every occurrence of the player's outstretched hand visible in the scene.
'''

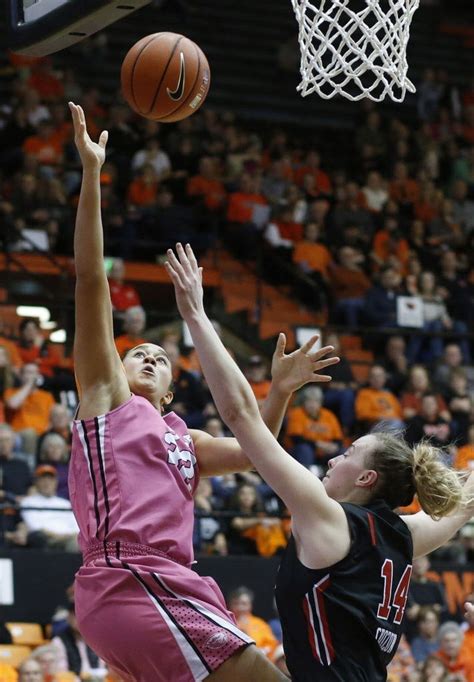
[271,333,340,395]
[165,243,205,321]
[69,101,108,170]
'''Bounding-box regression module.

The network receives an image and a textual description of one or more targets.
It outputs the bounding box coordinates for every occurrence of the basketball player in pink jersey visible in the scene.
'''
[67,101,339,682]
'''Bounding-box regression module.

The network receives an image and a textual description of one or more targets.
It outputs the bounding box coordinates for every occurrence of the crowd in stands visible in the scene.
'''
[0,41,473,682]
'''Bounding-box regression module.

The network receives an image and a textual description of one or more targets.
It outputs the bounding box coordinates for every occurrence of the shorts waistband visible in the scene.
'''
[83,541,188,566]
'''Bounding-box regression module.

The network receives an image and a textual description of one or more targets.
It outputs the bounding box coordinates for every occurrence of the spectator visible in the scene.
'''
[362,171,388,213]
[354,365,403,430]
[438,250,472,324]
[328,246,371,326]
[126,164,159,208]
[294,150,332,196]
[131,136,171,179]
[364,266,401,328]
[193,478,227,556]
[27,59,64,102]
[378,335,409,396]
[225,483,264,555]
[107,257,141,314]
[406,556,448,640]
[329,181,374,243]
[436,621,474,680]
[0,423,32,499]
[18,658,43,682]
[322,331,356,433]
[454,424,474,471]
[286,386,343,469]
[419,655,449,682]
[186,156,226,212]
[160,340,210,428]
[52,603,105,678]
[20,464,79,551]
[404,393,453,449]
[386,634,417,681]
[261,159,291,206]
[451,179,474,238]
[37,433,70,500]
[442,368,471,444]
[114,306,147,358]
[389,162,420,213]
[243,355,272,407]
[400,365,450,422]
[371,216,409,274]
[264,206,303,255]
[4,363,56,455]
[292,221,332,281]
[23,120,64,169]
[227,587,278,659]
[410,606,441,663]
[30,643,66,681]
[435,342,474,392]
[15,318,62,379]
[226,173,269,256]
[36,403,72,463]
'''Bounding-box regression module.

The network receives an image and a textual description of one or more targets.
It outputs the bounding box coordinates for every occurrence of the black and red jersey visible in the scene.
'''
[275,499,413,681]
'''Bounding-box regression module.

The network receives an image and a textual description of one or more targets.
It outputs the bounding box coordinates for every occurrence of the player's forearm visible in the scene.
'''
[5,383,32,410]
[261,384,292,437]
[74,166,106,279]
[186,314,259,427]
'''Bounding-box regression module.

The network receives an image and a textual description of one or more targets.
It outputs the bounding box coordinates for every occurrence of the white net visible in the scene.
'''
[291,0,421,102]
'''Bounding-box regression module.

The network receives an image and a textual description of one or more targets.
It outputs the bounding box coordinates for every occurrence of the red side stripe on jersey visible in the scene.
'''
[302,596,319,661]
[367,512,377,546]
[314,576,335,664]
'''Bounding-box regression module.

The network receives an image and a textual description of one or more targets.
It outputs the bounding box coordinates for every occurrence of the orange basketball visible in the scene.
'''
[120,32,210,123]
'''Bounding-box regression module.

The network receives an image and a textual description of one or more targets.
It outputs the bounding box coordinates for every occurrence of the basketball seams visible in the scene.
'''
[126,33,164,114]
[146,36,183,116]
[156,41,202,122]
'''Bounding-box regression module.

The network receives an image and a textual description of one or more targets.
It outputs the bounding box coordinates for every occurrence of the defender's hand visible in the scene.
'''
[271,333,339,395]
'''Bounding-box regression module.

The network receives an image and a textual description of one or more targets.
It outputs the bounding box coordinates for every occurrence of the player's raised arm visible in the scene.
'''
[165,244,348,553]
[69,102,129,416]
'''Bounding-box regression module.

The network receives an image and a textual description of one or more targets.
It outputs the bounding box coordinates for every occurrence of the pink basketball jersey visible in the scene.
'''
[69,395,200,565]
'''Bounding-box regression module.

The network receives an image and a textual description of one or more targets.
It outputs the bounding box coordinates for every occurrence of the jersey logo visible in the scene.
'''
[167,52,186,101]
[165,431,196,489]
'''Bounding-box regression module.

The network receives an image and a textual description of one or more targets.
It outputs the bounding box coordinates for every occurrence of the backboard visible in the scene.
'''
[8,0,152,57]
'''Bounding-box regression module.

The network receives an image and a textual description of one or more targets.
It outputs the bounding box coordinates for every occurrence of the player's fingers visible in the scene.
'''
[299,334,320,354]
[309,344,336,360]
[163,261,184,288]
[77,104,86,126]
[167,248,187,281]
[184,243,199,271]
[99,131,109,148]
[273,332,286,358]
[310,375,332,382]
[313,356,340,370]
[176,242,198,279]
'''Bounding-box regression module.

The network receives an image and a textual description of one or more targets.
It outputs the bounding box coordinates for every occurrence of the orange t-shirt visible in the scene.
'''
[286,406,343,446]
[4,387,55,434]
[372,231,409,272]
[292,242,332,277]
[249,379,272,403]
[0,662,17,681]
[400,392,447,417]
[235,614,278,658]
[294,166,332,194]
[328,266,371,301]
[23,134,63,165]
[389,179,420,205]
[455,444,474,471]
[226,192,268,224]
[355,388,402,423]
[437,649,474,681]
[187,176,227,211]
[115,334,147,358]
[16,343,63,378]
[127,179,158,206]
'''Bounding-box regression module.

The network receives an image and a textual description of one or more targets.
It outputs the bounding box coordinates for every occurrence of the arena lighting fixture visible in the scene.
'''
[16,305,51,322]
[50,329,66,343]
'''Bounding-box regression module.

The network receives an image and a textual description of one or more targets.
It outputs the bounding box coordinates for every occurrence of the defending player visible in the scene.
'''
[67,102,341,681]
[165,242,474,682]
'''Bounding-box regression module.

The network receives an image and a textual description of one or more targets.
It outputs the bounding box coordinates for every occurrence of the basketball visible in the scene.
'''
[120,32,210,123]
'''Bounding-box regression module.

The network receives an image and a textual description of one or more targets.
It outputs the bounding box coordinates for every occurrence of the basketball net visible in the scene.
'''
[291,0,421,102]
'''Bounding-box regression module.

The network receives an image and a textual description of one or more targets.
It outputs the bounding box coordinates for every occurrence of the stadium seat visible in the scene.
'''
[0,645,32,668]
[6,622,44,646]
